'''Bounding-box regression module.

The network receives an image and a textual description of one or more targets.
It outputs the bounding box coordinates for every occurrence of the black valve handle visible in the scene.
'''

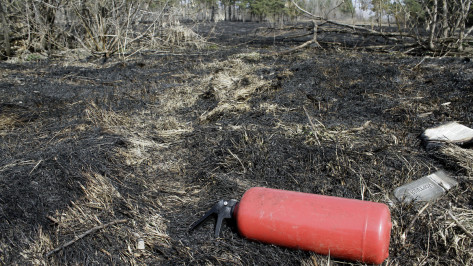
[189,199,238,237]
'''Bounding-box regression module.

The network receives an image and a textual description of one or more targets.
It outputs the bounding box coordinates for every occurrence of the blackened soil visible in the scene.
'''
[1,21,472,265]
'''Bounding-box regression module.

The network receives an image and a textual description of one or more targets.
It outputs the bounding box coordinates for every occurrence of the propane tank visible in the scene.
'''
[190,187,392,265]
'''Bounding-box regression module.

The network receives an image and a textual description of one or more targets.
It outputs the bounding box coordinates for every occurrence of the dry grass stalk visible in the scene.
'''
[200,102,250,122]
[141,214,171,243]
[448,210,473,239]
[0,160,37,173]
[300,253,333,266]
[401,202,430,245]
[303,106,321,145]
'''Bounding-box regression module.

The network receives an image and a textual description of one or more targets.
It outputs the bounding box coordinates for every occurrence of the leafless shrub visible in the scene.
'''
[0,1,11,57]
[404,0,473,53]
[0,0,206,59]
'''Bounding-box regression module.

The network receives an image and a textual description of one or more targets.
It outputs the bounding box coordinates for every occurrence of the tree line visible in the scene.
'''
[1,0,472,58]
[369,0,473,52]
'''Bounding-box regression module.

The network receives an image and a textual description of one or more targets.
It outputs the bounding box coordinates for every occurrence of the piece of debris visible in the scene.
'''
[417,112,433,118]
[137,238,145,250]
[394,170,458,203]
[421,122,473,146]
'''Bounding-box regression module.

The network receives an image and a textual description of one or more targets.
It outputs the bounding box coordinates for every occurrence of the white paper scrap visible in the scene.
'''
[422,122,473,144]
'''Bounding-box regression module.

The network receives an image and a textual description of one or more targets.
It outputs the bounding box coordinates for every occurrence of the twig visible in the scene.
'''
[303,106,321,146]
[330,121,371,134]
[46,219,128,257]
[227,149,246,173]
[274,39,316,55]
[29,159,43,175]
[410,56,429,71]
[348,121,371,132]
[401,202,430,245]
[46,215,60,224]
[448,210,473,239]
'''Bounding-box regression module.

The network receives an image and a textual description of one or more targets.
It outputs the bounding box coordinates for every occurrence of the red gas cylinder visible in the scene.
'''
[234,187,392,264]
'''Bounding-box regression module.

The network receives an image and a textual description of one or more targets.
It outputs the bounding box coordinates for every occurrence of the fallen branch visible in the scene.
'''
[46,219,128,257]
[286,0,443,54]
[275,39,317,55]
[290,0,400,41]
[275,21,321,55]
[267,22,416,41]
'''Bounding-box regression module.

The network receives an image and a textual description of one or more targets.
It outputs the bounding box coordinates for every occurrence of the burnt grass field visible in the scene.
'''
[1,21,473,265]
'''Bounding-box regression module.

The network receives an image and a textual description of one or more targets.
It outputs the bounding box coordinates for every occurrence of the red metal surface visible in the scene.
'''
[234,187,392,264]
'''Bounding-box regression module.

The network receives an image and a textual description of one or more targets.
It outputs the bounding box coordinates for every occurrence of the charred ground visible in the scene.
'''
[1,21,472,265]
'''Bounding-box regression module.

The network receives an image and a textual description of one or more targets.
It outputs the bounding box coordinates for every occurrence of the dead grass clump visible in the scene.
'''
[198,58,270,122]
[158,86,200,113]
[162,26,206,49]
[32,172,172,264]
[153,116,193,138]
[438,144,473,176]
[448,207,473,239]
[140,214,171,248]
[20,227,55,265]
[439,206,473,264]
[19,172,128,264]
[116,137,170,167]
[303,112,372,146]
[0,114,18,129]
[85,101,184,168]
[85,102,131,130]
[48,172,124,238]
[200,102,250,122]
[231,52,263,62]
[79,172,122,210]
[388,199,473,265]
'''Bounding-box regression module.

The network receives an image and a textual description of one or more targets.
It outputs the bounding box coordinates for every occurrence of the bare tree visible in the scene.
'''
[426,0,438,50]
[418,0,473,52]
[458,0,472,51]
[441,0,448,38]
